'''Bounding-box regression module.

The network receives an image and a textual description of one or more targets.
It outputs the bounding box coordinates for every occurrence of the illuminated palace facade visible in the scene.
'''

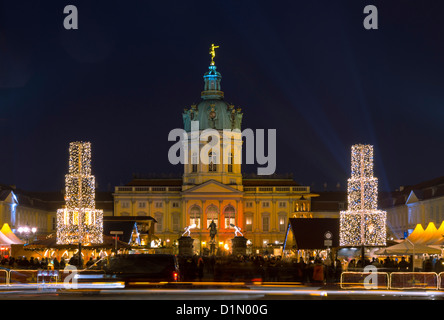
[113,51,319,253]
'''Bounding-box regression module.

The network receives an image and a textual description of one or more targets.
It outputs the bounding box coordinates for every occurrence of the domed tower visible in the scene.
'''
[182,45,243,190]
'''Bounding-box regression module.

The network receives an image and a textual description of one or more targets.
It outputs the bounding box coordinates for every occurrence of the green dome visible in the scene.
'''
[183,64,243,132]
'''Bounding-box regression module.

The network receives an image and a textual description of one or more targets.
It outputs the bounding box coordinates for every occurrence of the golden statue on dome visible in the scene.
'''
[209,43,219,65]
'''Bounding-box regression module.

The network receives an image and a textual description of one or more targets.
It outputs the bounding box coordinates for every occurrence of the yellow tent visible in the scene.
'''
[432,221,444,246]
[0,223,24,245]
[416,222,439,245]
[407,224,424,243]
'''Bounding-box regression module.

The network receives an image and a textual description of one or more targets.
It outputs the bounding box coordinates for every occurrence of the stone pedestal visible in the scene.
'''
[231,236,248,256]
[178,236,194,256]
[209,239,217,255]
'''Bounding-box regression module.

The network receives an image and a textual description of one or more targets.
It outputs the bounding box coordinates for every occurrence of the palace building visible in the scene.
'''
[113,46,319,254]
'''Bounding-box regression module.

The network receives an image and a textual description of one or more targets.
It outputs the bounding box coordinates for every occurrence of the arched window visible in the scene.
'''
[224,204,236,228]
[206,205,219,228]
[190,205,201,228]
[208,152,217,172]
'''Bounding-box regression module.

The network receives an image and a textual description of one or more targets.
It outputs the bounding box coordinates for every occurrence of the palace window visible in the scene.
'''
[172,213,180,232]
[155,213,163,232]
[208,152,217,172]
[245,215,253,232]
[228,152,233,173]
[262,214,269,232]
[155,202,163,208]
[138,201,146,208]
[279,214,287,232]
[224,205,236,228]
[121,201,130,209]
[190,205,201,229]
[192,152,198,173]
[207,205,219,228]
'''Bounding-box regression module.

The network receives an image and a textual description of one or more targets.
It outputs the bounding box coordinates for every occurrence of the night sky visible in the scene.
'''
[1,0,444,193]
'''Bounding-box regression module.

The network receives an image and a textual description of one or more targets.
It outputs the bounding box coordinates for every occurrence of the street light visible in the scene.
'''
[405,237,416,271]
[18,226,37,244]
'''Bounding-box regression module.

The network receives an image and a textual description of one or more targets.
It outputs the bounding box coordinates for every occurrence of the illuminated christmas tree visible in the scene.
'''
[340,144,386,247]
[56,142,103,244]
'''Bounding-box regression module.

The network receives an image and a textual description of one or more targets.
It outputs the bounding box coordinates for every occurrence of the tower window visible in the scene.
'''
[209,152,217,172]
[228,152,233,173]
[192,152,198,173]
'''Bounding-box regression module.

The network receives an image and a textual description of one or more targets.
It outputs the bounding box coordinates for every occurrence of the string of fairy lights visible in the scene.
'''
[56,142,103,245]
[340,144,387,247]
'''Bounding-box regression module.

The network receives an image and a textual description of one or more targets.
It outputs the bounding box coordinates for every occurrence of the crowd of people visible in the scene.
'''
[178,254,344,284]
[1,253,443,286]
[345,255,444,273]
[0,254,101,270]
[178,253,444,284]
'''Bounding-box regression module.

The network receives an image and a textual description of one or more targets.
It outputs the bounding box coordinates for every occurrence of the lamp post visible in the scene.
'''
[18,226,37,244]
[405,238,415,271]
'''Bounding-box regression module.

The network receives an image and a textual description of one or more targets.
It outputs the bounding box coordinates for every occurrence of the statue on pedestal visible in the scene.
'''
[229,223,243,237]
[207,220,217,255]
[230,223,247,256]
[182,223,196,237]
[208,220,217,240]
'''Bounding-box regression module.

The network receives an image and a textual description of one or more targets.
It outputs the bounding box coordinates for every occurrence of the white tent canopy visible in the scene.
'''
[0,223,24,245]
[375,240,441,255]
[0,231,15,246]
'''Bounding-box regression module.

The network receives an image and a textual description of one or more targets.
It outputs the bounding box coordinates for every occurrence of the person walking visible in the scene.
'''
[312,259,324,284]
[397,257,409,271]
[53,257,60,270]
[197,256,204,281]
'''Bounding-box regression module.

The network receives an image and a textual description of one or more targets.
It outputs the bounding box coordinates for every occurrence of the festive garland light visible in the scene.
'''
[56,142,103,245]
[340,144,386,247]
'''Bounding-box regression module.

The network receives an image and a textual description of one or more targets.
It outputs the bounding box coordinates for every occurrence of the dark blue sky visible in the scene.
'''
[1,0,444,193]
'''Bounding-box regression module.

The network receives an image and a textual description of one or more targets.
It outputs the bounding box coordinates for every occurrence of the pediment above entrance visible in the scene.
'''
[182,180,242,195]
